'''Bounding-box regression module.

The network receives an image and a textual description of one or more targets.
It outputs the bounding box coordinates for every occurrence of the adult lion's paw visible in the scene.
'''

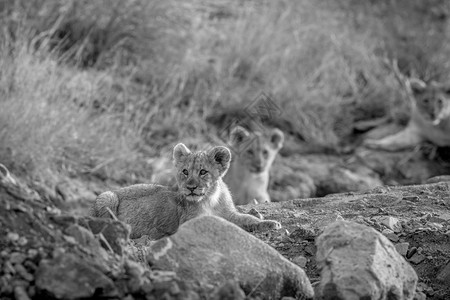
[257,220,282,231]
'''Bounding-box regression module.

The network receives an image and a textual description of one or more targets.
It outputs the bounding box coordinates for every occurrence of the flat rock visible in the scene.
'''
[147,215,314,299]
[315,220,417,300]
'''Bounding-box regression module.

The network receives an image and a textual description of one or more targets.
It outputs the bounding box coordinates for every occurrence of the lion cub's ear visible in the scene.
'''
[229,126,250,146]
[208,146,231,176]
[173,143,191,164]
[409,78,427,95]
[270,128,284,150]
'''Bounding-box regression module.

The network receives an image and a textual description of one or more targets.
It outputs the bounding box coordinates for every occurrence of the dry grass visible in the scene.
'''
[0,0,448,188]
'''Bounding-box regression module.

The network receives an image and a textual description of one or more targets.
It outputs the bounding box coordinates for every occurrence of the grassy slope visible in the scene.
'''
[0,0,449,191]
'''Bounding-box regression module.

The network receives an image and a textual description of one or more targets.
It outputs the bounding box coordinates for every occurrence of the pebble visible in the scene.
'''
[7,232,20,242]
[17,237,28,246]
[394,242,409,257]
[378,216,402,232]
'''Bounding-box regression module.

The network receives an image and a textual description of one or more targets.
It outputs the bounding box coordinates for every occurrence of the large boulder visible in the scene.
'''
[147,215,314,299]
[315,220,418,300]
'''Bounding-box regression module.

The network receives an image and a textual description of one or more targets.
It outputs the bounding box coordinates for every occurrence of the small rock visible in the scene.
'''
[292,256,308,268]
[147,216,314,299]
[316,220,417,300]
[376,216,402,232]
[7,232,20,242]
[17,237,28,246]
[304,244,316,256]
[395,242,410,257]
[409,253,426,265]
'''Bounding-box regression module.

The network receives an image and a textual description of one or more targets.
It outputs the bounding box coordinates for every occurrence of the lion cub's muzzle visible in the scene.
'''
[183,185,205,202]
[249,164,266,174]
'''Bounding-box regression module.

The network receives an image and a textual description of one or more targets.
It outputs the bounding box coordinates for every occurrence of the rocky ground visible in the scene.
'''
[248,181,450,299]
[1,148,450,299]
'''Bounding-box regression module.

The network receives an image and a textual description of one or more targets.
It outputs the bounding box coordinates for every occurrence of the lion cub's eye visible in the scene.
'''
[247,149,254,155]
[262,149,269,157]
[182,169,189,176]
[199,169,208,176]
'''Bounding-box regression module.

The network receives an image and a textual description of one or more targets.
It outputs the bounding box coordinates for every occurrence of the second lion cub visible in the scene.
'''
[224,126,284,205]
[90,143,281,239]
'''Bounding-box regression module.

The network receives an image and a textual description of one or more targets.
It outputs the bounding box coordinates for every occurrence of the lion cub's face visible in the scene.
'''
[229,126,284,174]
[411,79,450,125]
[173,143,231,202]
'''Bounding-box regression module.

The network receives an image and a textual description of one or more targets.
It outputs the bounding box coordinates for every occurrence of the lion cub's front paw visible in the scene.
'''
[257,220,282,231]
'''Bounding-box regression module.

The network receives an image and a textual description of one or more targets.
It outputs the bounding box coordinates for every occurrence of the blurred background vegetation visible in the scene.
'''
[0,0,449,190]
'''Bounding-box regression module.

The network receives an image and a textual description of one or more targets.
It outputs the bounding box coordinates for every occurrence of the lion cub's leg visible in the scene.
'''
[222,207,281,232]
[364,123,424,151]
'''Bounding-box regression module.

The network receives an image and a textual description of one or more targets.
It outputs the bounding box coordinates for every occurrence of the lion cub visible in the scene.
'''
[90,143,281,239]
[364,79,450,151]
[224,126,284,205]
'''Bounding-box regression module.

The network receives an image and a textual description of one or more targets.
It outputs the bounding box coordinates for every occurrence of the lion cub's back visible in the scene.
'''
[91,184,180,238]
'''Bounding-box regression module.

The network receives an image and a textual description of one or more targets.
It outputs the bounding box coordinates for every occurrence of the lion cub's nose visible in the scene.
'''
[187,185,197,192]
